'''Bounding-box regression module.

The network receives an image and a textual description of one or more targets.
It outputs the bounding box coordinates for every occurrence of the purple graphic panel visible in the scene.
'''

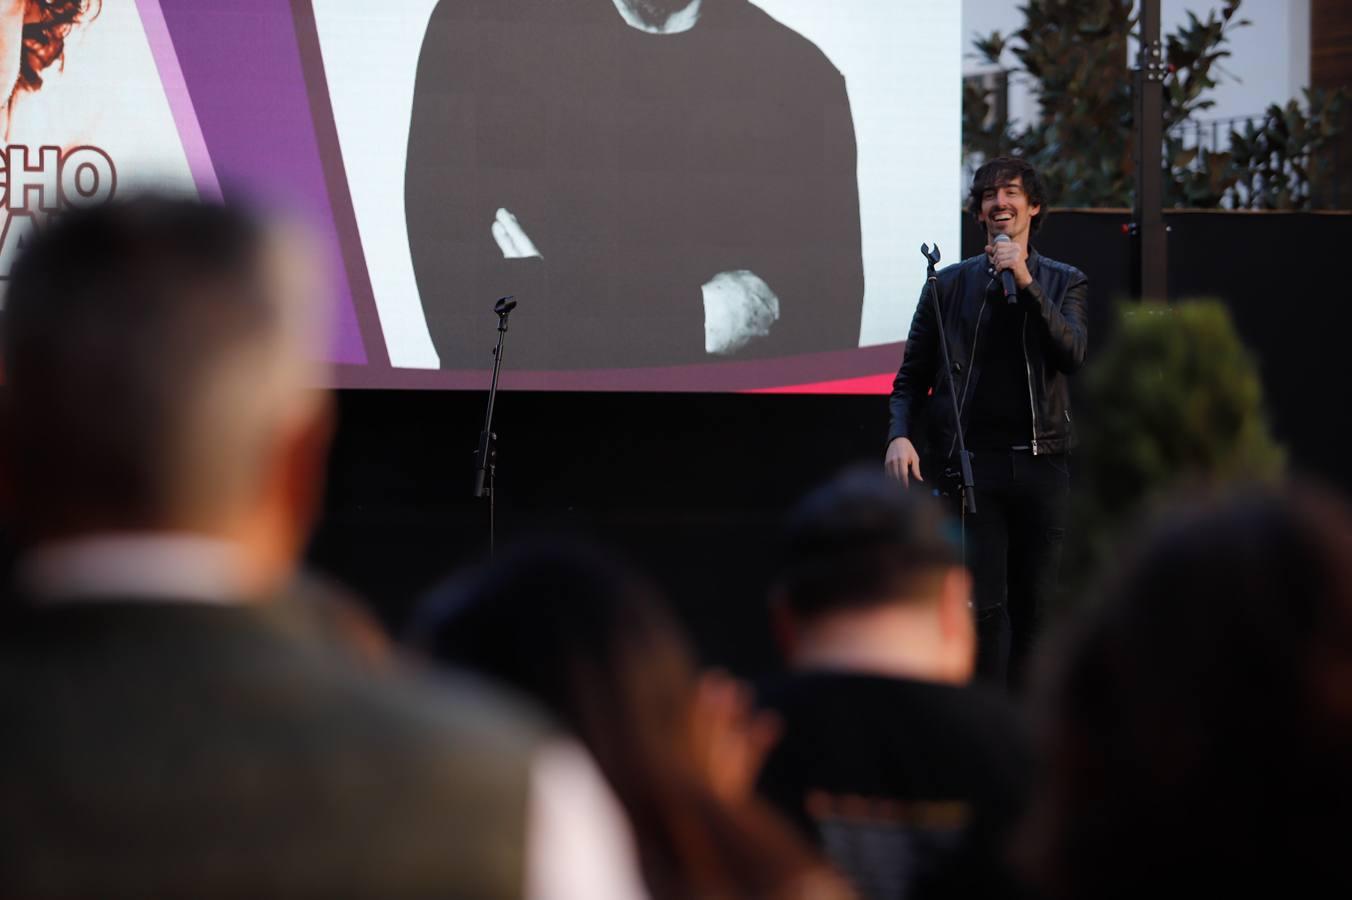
[155,0,366,365]
[133,0,222,202]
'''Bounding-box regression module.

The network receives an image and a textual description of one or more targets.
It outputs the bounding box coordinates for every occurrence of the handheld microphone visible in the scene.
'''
[993,233,1018,305]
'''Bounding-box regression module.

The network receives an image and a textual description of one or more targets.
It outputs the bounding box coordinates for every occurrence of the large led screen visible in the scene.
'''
[1,0,961,392]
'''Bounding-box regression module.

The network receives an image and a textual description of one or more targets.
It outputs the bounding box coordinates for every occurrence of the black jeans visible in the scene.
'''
[946,450,1070,688]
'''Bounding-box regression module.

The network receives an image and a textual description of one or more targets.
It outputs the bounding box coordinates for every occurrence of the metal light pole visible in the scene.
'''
[1133,0,1169,301]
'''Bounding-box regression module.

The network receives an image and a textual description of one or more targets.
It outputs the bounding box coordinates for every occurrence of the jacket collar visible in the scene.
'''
[17,533,250,605]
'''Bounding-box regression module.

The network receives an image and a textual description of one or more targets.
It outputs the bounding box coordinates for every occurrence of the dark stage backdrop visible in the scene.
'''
[310,209,1352,673]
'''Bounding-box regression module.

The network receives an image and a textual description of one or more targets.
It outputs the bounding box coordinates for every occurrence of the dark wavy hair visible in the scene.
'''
[968,155,1048,233]
[18,0,98,91]
[1019,485,1352,899]
[409,540,848,900]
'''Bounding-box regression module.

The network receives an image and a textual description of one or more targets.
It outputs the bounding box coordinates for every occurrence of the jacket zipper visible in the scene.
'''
[947,289,990,459]
[1021,312,1040,455]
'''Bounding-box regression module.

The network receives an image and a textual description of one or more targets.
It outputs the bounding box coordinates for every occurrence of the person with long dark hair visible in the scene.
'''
[1019,485,1352,899]
[410,542,853,900]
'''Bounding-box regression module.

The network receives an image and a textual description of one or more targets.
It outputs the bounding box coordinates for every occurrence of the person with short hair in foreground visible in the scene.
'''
[0,196,647,900]
[756,469,1034,899]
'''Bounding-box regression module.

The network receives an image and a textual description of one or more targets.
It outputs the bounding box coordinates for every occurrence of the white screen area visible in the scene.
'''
[315,0,961,374]
[0,0,196,289]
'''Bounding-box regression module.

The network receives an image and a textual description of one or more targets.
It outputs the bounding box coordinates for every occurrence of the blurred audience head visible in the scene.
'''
[413,541,693,775]
[772,468,973,683]
[409,539,850,900]
[1021,484,1352,898]
[0,195,332,594]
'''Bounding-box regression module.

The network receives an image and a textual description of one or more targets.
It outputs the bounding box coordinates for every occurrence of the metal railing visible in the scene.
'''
[1169,112,1347,209]
[1167,113,1265,153]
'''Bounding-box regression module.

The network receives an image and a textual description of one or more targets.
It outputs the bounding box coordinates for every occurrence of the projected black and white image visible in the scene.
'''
[406,0,862,369]
[313,0,961,382]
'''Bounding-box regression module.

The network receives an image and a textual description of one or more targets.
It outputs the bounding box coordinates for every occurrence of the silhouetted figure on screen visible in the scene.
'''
[406,0,864,369]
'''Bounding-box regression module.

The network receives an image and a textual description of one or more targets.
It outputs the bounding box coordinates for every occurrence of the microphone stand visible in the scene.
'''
[921,244,977,535]
[472,295,516,557]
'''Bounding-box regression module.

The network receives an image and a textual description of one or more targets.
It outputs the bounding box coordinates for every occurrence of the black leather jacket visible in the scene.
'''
[888,248,1088,459]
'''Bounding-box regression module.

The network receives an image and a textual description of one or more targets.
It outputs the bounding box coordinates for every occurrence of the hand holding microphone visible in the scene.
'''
[985,233,1032,305]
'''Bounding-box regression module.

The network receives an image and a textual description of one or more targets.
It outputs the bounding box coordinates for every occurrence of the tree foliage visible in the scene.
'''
[964,0,1346,209]
[1062,299,1285,605]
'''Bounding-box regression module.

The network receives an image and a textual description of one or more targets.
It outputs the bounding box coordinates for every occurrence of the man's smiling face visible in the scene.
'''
[977,175,1041,244]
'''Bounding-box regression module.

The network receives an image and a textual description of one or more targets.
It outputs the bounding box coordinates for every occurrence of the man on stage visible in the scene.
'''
[884,156,1088,686]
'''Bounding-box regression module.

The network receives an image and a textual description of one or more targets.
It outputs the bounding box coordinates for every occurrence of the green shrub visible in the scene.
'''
[1063,299,1284,606]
